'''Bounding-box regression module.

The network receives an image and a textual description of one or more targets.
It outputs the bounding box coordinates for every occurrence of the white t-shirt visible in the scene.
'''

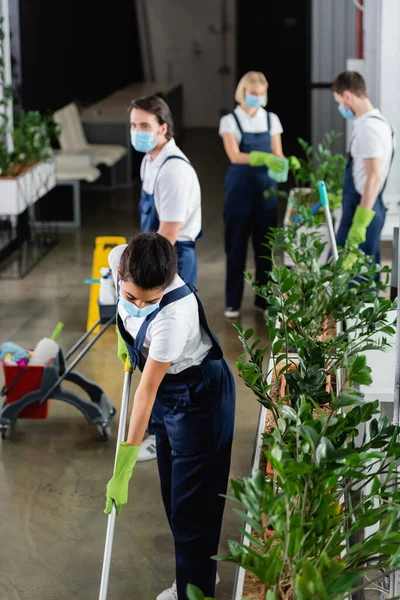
[140,139,202,242]
[108,245,212,374]
[218,106,283,145]
[350,109,394,196]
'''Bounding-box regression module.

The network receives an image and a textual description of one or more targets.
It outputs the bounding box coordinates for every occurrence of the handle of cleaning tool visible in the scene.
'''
[317,180,339,263]
[293,200,322,223]
[51,322,64,341]
[98,359,133,600]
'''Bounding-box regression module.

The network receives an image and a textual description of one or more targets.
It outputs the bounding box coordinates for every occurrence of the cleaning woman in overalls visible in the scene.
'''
[219,71,299,318]
[130,95,202,288]
[105,233,235,600]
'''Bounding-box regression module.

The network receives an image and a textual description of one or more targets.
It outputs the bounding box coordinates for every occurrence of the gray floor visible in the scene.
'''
[0,131,270,600]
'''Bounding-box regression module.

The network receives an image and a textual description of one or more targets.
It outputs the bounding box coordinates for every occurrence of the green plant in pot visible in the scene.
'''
[216,396,400,600]
[265,131,346,216]
[0,17,59,176]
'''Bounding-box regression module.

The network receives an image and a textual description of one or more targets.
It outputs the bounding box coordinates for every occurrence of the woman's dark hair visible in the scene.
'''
[129,95,174,141]
[119,233,177,290]
[332,71,367,97]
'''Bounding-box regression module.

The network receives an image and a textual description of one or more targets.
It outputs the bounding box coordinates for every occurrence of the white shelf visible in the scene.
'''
[0,159,56,216]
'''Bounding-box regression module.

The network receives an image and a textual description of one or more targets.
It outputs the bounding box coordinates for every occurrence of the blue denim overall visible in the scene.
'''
[224,111,277,310]
[139,156,201,286]
[117,282,235,599]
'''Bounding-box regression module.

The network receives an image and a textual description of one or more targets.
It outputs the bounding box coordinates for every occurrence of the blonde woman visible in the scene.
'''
[219,71,298,318]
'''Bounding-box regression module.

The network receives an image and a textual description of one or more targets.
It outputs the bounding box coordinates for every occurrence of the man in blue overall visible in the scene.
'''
[332,71,395,263]
[130,95,202,287]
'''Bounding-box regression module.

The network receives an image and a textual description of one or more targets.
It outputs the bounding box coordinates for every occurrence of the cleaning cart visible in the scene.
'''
[0,305,117,440]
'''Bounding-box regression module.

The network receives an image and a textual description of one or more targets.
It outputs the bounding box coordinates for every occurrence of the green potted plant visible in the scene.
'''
[0,16,58,216]
[224,224,396,598]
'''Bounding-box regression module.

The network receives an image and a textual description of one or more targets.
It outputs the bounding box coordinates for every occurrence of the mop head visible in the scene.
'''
[29,338,59,366]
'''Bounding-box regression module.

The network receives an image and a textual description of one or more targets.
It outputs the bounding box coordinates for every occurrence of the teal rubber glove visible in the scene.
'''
[348,205,375,248]
[105,442,140,516]
[249,151,286,173]
[269,158,289,183]
[116,326,132,368]
[288,155,301,171]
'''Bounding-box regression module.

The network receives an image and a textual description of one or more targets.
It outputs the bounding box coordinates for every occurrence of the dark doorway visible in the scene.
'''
[236,0,311,150]
[18,0,144,112]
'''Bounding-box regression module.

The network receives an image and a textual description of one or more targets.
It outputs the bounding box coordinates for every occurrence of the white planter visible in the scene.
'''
[283,188,341,267]
[0,159,56,216]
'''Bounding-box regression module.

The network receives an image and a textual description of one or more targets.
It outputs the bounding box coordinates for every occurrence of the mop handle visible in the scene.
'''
[318,181,339,263]
[99,359,133,600]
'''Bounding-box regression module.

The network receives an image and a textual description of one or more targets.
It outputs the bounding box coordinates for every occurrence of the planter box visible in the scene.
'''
[283,188,342,267]
[0,159,56,216]
[233,319,343,600]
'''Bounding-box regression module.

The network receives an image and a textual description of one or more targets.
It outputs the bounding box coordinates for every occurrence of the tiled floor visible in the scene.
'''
[0,131,270,600]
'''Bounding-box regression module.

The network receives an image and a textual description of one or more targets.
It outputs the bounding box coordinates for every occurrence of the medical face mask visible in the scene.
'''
[338,103,355,120]
[119,295,160,319]
[245,94,265,109]
[130,130,158,153]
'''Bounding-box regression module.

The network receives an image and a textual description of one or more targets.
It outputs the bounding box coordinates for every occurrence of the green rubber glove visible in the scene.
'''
[343,251,358,271]
[105,442,140,516]
[288,155,301,171]
[347,205,376,248]
[249,151,286,173]
[116,325,131,367]
[269,158,289,183]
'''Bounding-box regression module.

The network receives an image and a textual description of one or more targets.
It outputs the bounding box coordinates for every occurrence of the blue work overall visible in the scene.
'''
[336,115,394,266]
[224,111,278,311]
[117,283,235,600]
[139,156,201,286]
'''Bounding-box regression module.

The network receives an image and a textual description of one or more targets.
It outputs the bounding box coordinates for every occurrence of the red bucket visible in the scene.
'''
[2,361,49,419]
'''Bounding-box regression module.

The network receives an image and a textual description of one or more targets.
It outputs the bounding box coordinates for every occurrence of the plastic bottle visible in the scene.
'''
[29,339,59,366]
[99,267,116,305]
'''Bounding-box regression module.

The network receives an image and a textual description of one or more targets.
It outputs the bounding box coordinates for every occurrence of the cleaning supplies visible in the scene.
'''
[99,268,116,306]
[29,322,64,367]
[0,342,30,364]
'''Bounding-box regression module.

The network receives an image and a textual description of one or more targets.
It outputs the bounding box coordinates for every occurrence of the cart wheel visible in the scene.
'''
[98,425,110,441]
[0,427,9,440]
[109,406,117,417]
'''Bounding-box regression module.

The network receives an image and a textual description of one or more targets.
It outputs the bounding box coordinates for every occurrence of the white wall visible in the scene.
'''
[360,0,400,221]
[311,0,356,151]
[378,0,400,201]
[137,0,236,128]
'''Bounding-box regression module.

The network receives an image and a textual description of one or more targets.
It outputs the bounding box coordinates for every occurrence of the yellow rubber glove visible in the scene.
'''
[116,325,131,367]
[105,443,140,516]
[288,155,301,171]
[249,151,286,173]
[348,206,375,248]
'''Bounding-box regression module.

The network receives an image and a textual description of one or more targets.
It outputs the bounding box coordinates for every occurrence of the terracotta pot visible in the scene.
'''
[266,459,275,478]
[279,364,331,408]
[262,515,275,538]
[0,161,37,179]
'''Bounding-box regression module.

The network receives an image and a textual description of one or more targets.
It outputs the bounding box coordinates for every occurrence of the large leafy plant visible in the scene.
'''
[237,226,396,412]
[266,131,346,211]
[216,397,400,600]
[191,225,399,600]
